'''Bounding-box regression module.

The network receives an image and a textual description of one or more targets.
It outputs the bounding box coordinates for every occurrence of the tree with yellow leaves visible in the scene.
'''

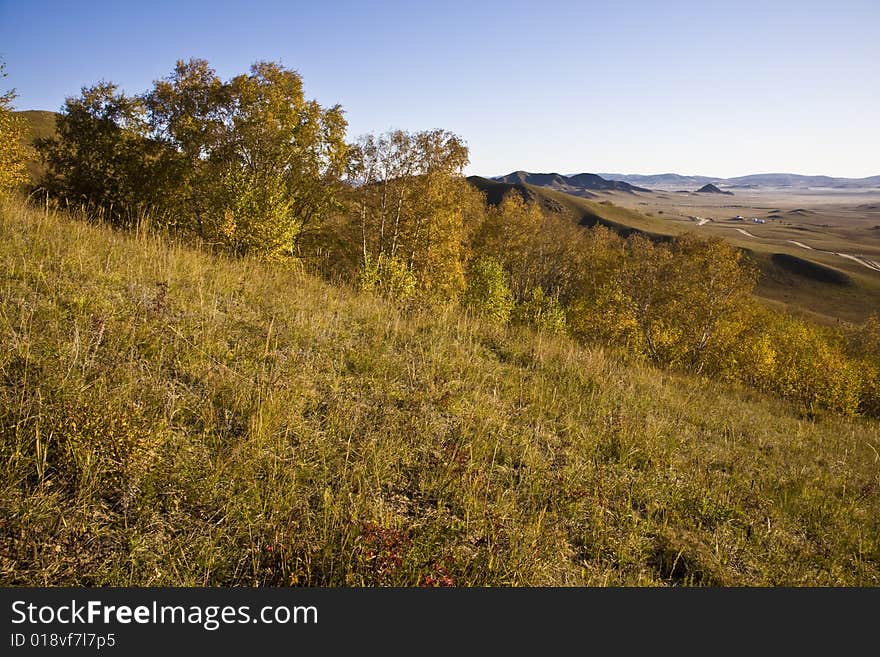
[349,129,479,301]
[0,61,30,198]
[615,233,758,371]
[39,59,348,257]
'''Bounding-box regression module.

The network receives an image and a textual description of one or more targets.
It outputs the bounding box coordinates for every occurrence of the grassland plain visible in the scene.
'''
[1,198,879,586]
[598,187,880,323]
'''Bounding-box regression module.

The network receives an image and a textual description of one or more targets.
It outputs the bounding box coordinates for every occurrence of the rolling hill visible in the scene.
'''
[696,183,733,195]
[597,171,880,191]
[13,109,58,181]
[13,109,880,324]
[467,175,674,237]
[467,176,880,323]
[494,171,649,195]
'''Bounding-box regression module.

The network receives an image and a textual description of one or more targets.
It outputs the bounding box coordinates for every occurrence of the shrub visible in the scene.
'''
[462,256,513,324]
[359,253,416,302]
[512,287,567,335]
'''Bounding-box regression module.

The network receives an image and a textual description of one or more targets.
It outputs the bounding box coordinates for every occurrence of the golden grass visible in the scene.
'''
[1,198,878,586]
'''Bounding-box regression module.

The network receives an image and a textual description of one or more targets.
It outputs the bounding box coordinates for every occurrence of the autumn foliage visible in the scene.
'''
[16,57,879,418]
[0,61,29,197]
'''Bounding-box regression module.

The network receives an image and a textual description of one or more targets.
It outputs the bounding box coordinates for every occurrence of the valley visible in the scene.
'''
[602,186,880,322]
[476,171,880,324]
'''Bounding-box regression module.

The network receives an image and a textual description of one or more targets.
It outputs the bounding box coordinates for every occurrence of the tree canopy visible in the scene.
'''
[39,59,349,256]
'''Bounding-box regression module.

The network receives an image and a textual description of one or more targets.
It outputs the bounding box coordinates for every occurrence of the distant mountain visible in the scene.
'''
[696,183,733,195]
[725,173,880,189]
[597,173,720,189]
[567,172,648,192]
[496,171,572,189]
[597,171,880,190]
[493,171,648,196]
[466,176,667,238]
[488,168,880,196]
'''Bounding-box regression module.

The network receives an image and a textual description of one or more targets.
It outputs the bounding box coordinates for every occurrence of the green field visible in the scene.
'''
[3,198,879,586]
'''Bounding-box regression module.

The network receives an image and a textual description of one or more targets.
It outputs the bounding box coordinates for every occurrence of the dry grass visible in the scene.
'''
[1,198,879,586]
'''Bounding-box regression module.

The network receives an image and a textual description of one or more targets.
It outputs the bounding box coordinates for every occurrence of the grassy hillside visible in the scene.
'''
[468,176,677,237]
[16,109,57,142]
[722,237,880,325]
[2,198,879,586]
[13,110,58,182]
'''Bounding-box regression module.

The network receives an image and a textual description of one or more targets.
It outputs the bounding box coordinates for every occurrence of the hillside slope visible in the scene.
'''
[495,170,649,194]
[467,176,675,237]
[1,199,879,586]
[13,109,58,182]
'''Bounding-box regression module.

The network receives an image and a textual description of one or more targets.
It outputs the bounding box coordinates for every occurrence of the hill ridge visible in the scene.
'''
[493,170,649,195]
[596,171,880,190]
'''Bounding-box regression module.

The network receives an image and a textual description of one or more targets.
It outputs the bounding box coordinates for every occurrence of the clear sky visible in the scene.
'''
[1,0,878,178]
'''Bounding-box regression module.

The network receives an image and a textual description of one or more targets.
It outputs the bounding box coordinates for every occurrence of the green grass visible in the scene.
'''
[2,198,879,586]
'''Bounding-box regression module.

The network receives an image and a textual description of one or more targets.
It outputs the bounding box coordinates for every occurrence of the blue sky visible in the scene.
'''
[1,0,878,177]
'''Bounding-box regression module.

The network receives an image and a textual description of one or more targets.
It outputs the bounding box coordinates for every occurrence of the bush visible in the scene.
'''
[512,287,567,334]
[462,256,513,324]
[729,311,863,415]
[359,253,416,302]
